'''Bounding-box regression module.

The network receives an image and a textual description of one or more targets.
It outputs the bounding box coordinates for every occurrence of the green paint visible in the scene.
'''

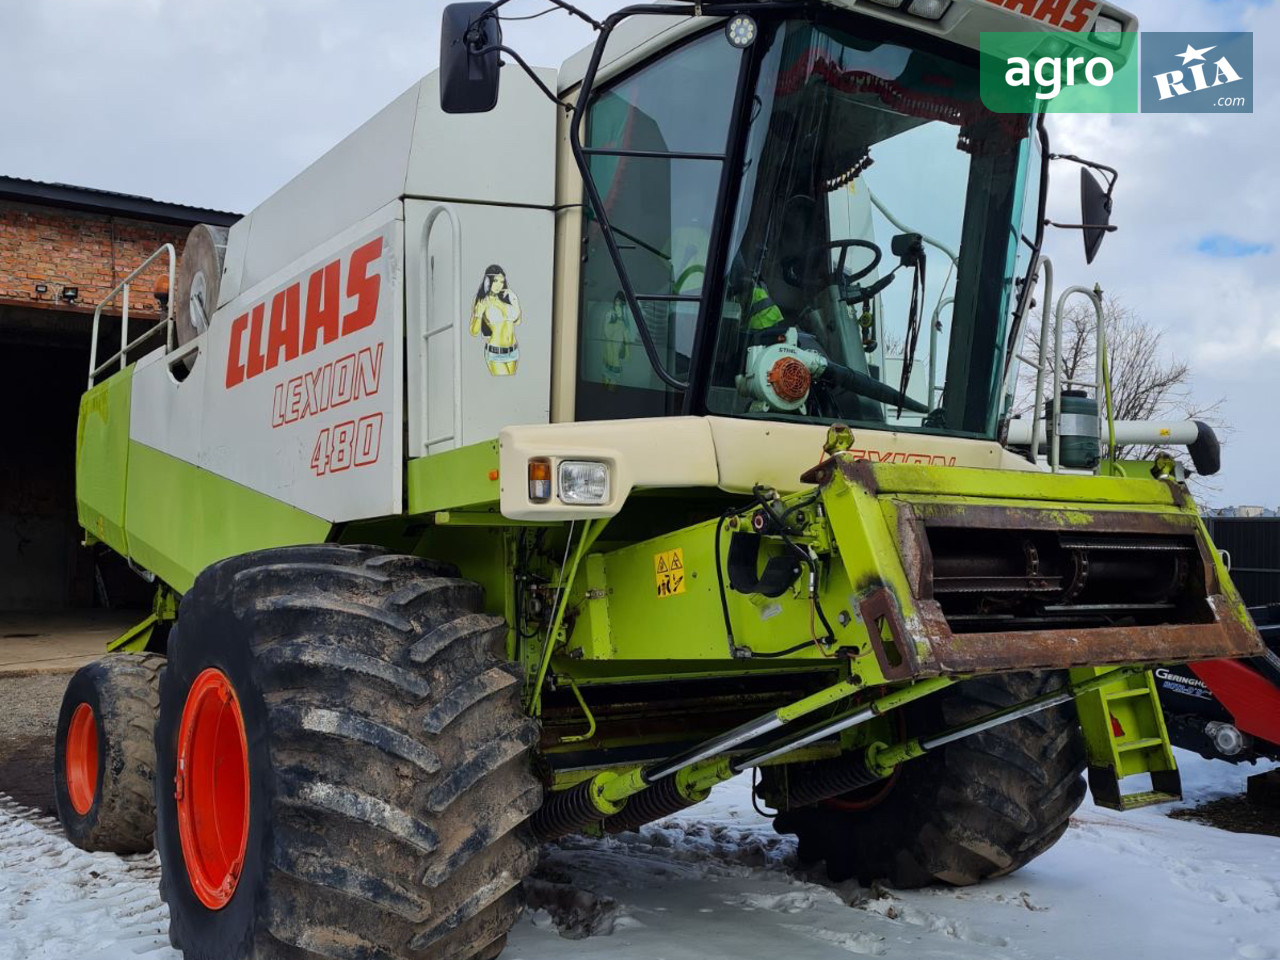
[107,614,158,653]
[126,442,331,593]
[866,461,1178,505]
[406,441,500,515]
[76,370,133,556]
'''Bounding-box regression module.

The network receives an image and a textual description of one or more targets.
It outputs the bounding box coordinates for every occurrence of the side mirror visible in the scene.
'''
[440,2,502,115]
[1081,168,1113,265]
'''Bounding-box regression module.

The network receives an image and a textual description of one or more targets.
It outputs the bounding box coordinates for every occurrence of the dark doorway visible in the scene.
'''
[0,306,149,610]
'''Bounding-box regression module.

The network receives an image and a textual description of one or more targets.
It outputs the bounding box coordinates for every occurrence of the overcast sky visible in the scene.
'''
[1,0,1273,507]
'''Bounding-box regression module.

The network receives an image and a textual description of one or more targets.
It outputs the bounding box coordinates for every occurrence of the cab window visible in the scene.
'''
[576,31,744,420]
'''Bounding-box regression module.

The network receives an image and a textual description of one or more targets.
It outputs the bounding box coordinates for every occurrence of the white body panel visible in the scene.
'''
[133,203,405,523]
[405,201,555,457]
[132,65,560,523]
[219,70,558,309]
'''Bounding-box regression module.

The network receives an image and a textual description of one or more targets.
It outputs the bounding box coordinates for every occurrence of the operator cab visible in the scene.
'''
[573,9,1040,443]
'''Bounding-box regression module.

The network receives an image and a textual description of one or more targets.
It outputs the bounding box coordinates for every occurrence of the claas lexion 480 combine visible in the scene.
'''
[54,1,1261,958]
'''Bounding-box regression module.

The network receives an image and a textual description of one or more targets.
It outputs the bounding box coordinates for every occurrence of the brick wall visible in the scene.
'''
[0,199,191,318]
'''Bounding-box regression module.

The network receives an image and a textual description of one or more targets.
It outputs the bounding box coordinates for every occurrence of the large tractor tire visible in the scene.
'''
[153,545,542,960]
[769,671,1086,888]
[54,653,165,852]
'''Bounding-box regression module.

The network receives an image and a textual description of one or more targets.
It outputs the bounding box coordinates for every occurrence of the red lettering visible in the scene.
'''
[1004,0,1039,14]
[354,343,384,400]
[285,377,304,422]
[342,237,383,335]
[302,260,340,353]
[331,353,356,408]
[355,413,383,466]
[1061,0,1097,31]
[1033,0,1073,25]
[311,428,330,476]
[271,383,285,426]
[330,420,356,472]
[265,283,302,370]
[302,364,331,418]
[246,303,267,380]
[225,312,249,388]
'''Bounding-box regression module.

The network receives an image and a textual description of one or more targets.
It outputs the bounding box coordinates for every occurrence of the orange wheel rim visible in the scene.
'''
[65,702,99,816]
[175,668,250,910]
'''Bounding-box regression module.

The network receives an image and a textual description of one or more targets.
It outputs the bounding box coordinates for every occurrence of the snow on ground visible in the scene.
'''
[1,751,1277,960]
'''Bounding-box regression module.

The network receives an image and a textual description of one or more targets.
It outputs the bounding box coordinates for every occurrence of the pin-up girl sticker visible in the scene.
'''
[470,264,522,376]
[602,292,631,388]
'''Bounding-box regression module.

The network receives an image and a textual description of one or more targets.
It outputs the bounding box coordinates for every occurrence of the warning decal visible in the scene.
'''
[654,548,686,598]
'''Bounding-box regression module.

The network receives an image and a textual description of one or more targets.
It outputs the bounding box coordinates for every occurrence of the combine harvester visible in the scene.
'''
[54,1,1262,958]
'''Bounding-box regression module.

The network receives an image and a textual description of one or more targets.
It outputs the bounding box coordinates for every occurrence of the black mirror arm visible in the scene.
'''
[466,0,602,40]
[470,42,576,113]
[1044,221,1119,233]
[1049,153,1120,202]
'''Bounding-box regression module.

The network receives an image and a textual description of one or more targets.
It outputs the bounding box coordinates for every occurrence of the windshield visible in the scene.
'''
[705,18,1035,439]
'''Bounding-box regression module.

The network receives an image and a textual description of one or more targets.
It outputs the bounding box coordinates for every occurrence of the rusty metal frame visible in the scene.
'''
[882,499,1258,675]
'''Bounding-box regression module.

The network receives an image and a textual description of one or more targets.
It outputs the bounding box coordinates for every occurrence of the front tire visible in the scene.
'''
[54,653,165,852]
[154,545,542,960]
[769,672,1087,887]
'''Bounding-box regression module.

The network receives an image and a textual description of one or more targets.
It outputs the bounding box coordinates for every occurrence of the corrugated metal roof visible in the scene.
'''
[0,176,240,227]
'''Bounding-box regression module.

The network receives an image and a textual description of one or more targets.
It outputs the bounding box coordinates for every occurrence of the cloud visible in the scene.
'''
[1196,235,1274,258]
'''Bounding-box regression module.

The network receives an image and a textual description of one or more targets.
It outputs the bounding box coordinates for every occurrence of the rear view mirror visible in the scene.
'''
[440,2,502,115]
[1081,168,1113,265]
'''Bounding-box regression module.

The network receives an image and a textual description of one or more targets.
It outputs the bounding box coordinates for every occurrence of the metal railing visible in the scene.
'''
[1018,261,1116,473]
[87,243,176,388]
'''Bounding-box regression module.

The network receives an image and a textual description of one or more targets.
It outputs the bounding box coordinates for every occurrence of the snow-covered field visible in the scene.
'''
[1,751,1276,960]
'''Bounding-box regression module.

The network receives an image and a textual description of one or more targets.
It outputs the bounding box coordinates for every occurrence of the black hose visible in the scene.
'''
[824,362,929,413]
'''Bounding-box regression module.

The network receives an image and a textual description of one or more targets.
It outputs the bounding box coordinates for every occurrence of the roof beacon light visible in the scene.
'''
[1092,14,1125,48]
[906,0,951,20]
[725,15,758,49]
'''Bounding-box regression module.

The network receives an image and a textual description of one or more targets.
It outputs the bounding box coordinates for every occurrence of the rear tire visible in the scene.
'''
[54,653,165,852]
[154,545,542,960]
[768,672,1087,887]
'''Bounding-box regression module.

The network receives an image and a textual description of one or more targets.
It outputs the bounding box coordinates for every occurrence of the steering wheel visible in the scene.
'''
[808,239,883,286]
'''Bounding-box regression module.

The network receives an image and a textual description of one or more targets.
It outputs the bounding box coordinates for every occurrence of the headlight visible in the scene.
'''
[558,460,610,505]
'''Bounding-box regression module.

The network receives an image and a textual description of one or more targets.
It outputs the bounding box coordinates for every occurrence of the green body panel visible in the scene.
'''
[406,443,500,514]
[564,514,860,662]
[75,369,134,555]
[125,441,331,594]
[549,460,1217,676]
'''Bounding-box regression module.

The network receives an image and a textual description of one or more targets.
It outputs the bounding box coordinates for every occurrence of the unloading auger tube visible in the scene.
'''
[530,667,1143,840]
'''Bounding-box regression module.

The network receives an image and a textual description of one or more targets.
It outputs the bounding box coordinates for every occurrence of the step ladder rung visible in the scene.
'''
[1104,688,1154,702]
[1116,737,1165,752]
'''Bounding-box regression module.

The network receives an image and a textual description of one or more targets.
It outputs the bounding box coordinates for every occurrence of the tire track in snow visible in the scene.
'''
[0,794,177,960]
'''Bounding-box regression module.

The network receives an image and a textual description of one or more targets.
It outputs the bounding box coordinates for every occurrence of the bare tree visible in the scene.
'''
[1014,296,1226,474]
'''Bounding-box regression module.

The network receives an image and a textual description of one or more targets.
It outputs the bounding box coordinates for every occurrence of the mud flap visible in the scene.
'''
[1072,667,1182,810]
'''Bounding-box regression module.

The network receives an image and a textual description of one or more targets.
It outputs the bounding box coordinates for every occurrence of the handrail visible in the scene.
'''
[87,243,176,388]
[1050,285,1107,473]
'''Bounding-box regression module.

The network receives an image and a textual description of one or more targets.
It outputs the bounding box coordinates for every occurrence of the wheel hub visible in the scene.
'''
[65,702,98,816]
[175,667,250,910]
